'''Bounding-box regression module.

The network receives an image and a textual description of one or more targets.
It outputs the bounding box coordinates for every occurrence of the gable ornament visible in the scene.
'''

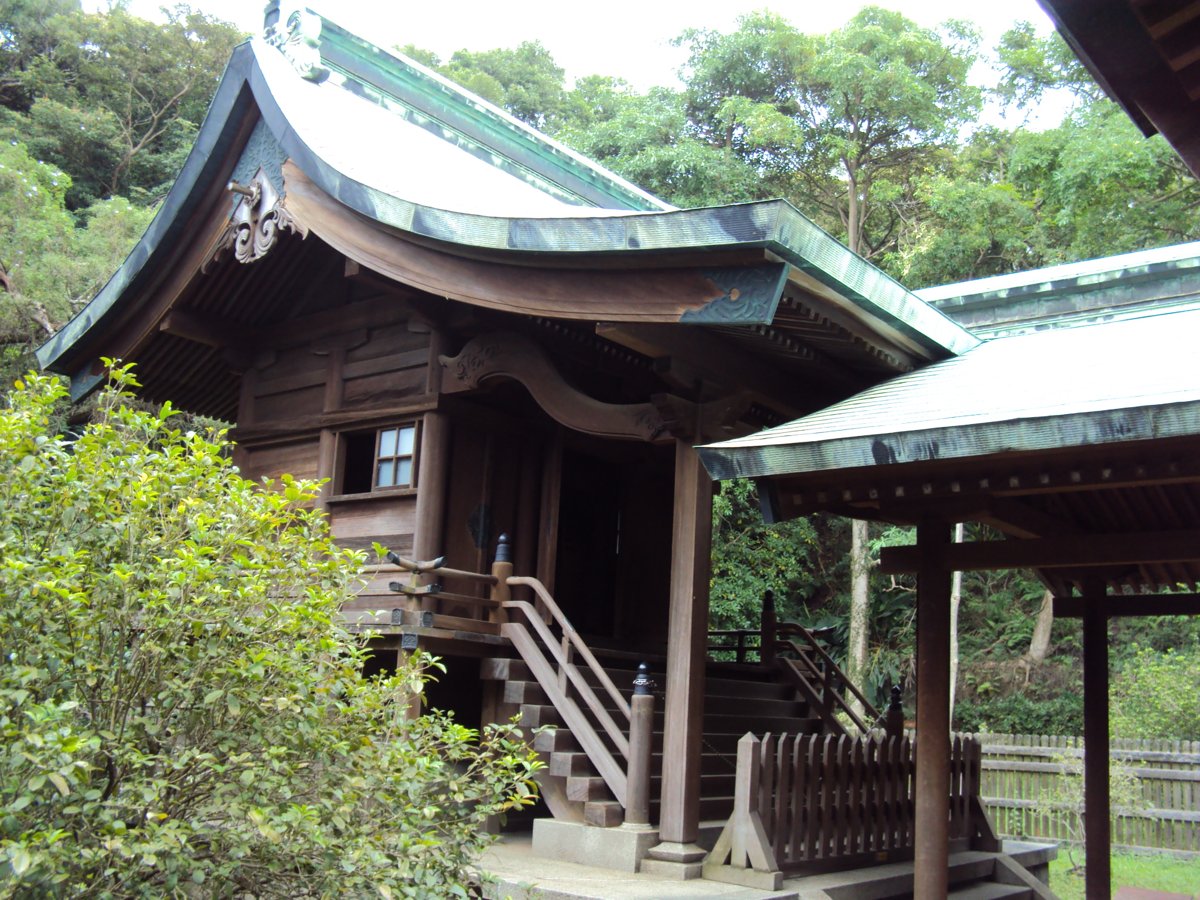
[206,168,307,269]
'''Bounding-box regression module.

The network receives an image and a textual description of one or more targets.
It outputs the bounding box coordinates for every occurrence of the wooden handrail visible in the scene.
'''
[507,576,631,721]
[502,621,629,807]
[775,623,880,726]
[503,600,630,758]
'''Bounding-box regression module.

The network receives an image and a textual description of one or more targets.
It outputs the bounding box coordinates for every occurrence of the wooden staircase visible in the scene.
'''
[480,654,824,828]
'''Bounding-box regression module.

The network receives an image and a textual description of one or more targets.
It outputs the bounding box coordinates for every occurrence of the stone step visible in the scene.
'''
[948,884,1032,900]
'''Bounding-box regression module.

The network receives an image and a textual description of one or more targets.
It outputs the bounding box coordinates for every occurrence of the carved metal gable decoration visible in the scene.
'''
[206,168,307,269]
[265,8,330,83]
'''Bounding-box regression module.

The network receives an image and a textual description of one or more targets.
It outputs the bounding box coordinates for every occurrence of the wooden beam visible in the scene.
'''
[1082,576,1112,900]
[439,332,669,442]
[914,519,952,900]
[1054,592,1200,617]
[596,322,852,412]
[656,440,713,847]
[880,529,1200,574]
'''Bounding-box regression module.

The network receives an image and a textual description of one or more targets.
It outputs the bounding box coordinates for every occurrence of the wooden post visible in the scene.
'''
[650,440,713,861]
[413,412,449,610]
[489,534,512,623]
[1082,575,1111,900]
[760,590,777,666]
[914,519,952,900]
[885,685,904,740]
[625,663,655,828]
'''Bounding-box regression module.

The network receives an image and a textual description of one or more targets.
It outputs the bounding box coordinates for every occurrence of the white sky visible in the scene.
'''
[93,1,1057,92]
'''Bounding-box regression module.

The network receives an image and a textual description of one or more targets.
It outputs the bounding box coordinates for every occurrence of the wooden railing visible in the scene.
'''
[387,536,654,824]
[708,592,884,737]
[705,732,999,889]
[774,623,881,736]
[501,577,632,806]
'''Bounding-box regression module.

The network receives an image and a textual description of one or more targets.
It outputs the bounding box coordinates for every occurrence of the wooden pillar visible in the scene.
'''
[914,519,952,900]
[413,411,449,560]
[413,412,449,611]
[652,440,713,852]
[1082,575,1111,900]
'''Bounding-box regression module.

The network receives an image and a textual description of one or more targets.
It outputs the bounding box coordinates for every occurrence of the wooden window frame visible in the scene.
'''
[332,421,420,499]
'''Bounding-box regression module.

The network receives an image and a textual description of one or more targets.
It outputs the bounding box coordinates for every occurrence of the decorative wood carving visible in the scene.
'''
[264,9,329,83]
[439,332,669,442]
[204,168,307,269]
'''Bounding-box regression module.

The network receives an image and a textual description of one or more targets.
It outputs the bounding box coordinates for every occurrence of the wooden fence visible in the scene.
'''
[705,732,997,889]
[974,733,1200,856]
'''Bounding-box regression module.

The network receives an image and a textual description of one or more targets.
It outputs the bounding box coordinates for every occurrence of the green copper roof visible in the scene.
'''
[36,9,978,382]
[918,241,1200,338]
[699,308,1200,481]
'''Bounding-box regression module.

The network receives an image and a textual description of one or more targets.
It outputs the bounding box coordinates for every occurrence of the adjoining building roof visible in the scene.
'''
[35,7,977,411]
[699,306,1200,481]
[918,241,1200,338]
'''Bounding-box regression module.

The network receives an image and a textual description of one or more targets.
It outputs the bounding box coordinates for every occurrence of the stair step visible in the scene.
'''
[533,726,577,753]
[948,884,1032,899]
[480,657,528,682]
[582,800,622,827]
[503,680,545,705]
[548,751,595,777]
[705,713,823,733]
[518,705,561,728]
[566,776,612,802]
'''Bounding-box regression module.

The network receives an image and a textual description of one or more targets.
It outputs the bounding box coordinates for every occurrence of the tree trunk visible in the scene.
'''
[847,518,870,724]
[1026,588,1055,664]
[948,522,964,722]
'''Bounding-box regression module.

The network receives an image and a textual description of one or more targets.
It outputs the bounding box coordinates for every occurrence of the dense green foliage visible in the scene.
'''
[1111,643,1200,741]
[0,369,540,897]
[5,2,1200,745]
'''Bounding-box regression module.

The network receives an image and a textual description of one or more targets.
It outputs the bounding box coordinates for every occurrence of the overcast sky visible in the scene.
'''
[91,1,1057,91]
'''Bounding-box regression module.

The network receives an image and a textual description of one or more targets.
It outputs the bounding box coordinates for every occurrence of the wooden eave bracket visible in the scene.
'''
[439,332,669,442]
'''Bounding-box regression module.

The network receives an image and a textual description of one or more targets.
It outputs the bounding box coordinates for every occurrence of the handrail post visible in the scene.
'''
[625,662,655,827]
[760,590,776,666]
[885,684,904,739]
[489,534,512,623]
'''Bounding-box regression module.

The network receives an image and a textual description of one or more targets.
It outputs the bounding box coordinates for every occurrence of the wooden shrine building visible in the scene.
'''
[33,5,1082,897]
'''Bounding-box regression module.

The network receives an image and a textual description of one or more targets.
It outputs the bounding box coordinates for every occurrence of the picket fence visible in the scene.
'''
[974,733,1200,855]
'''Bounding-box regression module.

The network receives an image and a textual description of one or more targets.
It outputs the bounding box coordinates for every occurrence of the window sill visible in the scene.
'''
[326,487,418,504]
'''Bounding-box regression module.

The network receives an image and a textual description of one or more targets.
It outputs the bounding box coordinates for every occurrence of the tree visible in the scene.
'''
[555,79,764,208]
[686,7,981,260]
[0,141,153,351]
[0,3,243,207]
[0,367,540,897]
[441,41,567,130]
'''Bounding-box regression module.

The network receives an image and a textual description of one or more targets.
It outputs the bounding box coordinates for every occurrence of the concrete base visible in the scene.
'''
[641,840,708,880]
[532,819,660,873]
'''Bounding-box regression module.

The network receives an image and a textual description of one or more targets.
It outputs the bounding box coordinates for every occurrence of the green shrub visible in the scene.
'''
[1111,642,1200,741]
[954,692,1084,735]
[0,368,540,898]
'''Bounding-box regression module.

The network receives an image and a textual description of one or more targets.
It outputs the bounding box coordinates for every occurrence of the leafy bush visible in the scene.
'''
[0,369,540,897]
[954,693,1084,735]
[1111,643,1200,741]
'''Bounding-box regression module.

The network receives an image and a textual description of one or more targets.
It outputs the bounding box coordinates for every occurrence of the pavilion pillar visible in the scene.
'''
[914,519,952,900]
[1082,575,1111,900]
[644,439,712,878]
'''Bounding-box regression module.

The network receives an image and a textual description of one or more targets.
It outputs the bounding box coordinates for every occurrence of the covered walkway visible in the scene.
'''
[701,307,1200,900]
